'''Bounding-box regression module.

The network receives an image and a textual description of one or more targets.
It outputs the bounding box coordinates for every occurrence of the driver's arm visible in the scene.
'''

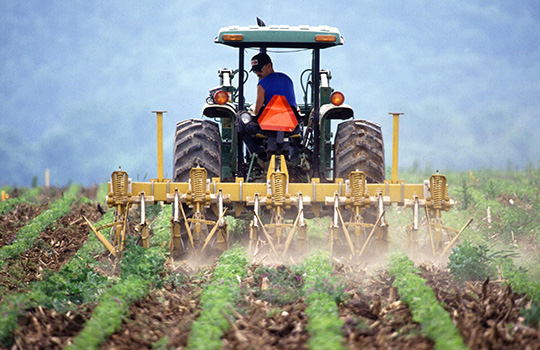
[254,84,265,115]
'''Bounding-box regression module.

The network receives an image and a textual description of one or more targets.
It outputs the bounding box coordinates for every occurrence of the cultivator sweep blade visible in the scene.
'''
[169,167,230,255]
[85,169,134,257]
[325,170,390,256]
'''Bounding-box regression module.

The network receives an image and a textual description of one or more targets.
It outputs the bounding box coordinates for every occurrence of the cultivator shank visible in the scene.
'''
[326,170,390,256]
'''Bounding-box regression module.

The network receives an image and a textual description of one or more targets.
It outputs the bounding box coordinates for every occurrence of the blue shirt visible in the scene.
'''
[258,72,296,108]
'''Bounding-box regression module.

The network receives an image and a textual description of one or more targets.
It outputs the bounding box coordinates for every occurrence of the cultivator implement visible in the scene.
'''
[91,160,460,259]
[89,113,464,259]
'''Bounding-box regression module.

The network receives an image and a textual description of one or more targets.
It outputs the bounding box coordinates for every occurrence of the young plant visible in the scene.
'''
[66,239,166,350]
[253,264,304,305]
[0,205,113,347]
[64,203,171,349]
[0,187,41,215]
[448,240,518,282]
[447,240,495,282]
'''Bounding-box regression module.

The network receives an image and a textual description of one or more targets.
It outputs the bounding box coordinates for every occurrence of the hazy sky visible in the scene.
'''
[1,1,539,185]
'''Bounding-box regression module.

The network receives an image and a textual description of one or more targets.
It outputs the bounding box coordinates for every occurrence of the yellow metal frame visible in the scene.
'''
[91,111,465,258]
[100,160,453,257]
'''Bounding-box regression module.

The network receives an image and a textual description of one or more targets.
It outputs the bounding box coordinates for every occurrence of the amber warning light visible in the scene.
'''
[223,34,244,41]
[315,34,336,42]
[213,90,229,105]
[330,91,345,106]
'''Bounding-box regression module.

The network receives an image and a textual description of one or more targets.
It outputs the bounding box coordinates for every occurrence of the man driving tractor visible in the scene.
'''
[251,52,296,114]
[237,52,300,162]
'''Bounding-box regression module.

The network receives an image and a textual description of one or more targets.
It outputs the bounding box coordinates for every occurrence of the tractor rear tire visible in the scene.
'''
[172,119,222,256]
[173,119,221,181]
[334,119,385,182]
[334,120,387,256]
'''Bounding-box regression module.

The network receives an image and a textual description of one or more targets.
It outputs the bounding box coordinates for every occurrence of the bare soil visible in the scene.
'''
[0,202,102,292]
[1,189,539,349]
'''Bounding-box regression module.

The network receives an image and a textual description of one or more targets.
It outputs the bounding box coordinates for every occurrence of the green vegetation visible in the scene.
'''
[460,169,540,242]
[225,214,250,237]
[447,238,540,329]
[2,167,540,347]
[447,240,517,282]
[149,204,174,245]
[0,187,41,215]
[521,302,540,327]
[302,250,346,350]
[0,208,114,347]
[0,198,169,348]
[447,240,493,281]
[438,169,537,244]
[397,167,540,281]
[398,167,540,338]
[66,239,167,350]
[305,217,330,247]
[389,254,468,350]
[96,182,109,204]
[0,184,80,265]
[66,203,169,350]
[252,264,304,305]
[505,268,540,305]
[186,246,248,350]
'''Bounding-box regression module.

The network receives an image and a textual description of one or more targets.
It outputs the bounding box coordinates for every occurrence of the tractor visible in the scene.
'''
[172,21,387,255]
[87,21,470,260]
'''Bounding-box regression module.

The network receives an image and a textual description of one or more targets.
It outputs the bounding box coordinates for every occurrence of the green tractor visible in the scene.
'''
[170,20,387,256]
[173,21,385,190]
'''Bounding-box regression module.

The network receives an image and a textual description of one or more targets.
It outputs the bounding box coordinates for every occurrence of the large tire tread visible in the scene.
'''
[334,120,387,244]
[334,120,385,183]
[173,119,221,182]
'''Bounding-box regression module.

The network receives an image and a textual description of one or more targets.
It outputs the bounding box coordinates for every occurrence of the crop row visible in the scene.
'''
[0,209,114,346]
[0,187,41,216]
[186,247,249,350]
[65,203,172,349]
[0,200,173,348]
[66,239,167,349]
[389,253,468,350]
[0,184,80,265]
[1,181,537,348]
[301,251,346,350]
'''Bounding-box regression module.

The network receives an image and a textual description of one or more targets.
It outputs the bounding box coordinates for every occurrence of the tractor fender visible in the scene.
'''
[320,103,354,122]
[202,102,237,120]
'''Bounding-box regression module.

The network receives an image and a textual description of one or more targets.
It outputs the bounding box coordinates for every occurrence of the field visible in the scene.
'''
[1,168,539,349]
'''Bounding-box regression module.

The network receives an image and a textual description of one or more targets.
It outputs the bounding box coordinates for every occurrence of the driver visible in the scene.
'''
[237,53,297,161]
[250,52,296,114]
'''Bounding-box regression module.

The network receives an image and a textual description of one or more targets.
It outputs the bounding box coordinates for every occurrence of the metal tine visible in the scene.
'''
[176,190,195,249]
[282,204,304,258]
[201,208,229,252]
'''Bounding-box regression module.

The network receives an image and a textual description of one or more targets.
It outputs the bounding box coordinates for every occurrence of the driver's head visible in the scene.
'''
[250,53,273,78]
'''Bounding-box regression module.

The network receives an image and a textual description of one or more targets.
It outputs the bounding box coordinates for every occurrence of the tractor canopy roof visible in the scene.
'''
[215,25,344,49]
